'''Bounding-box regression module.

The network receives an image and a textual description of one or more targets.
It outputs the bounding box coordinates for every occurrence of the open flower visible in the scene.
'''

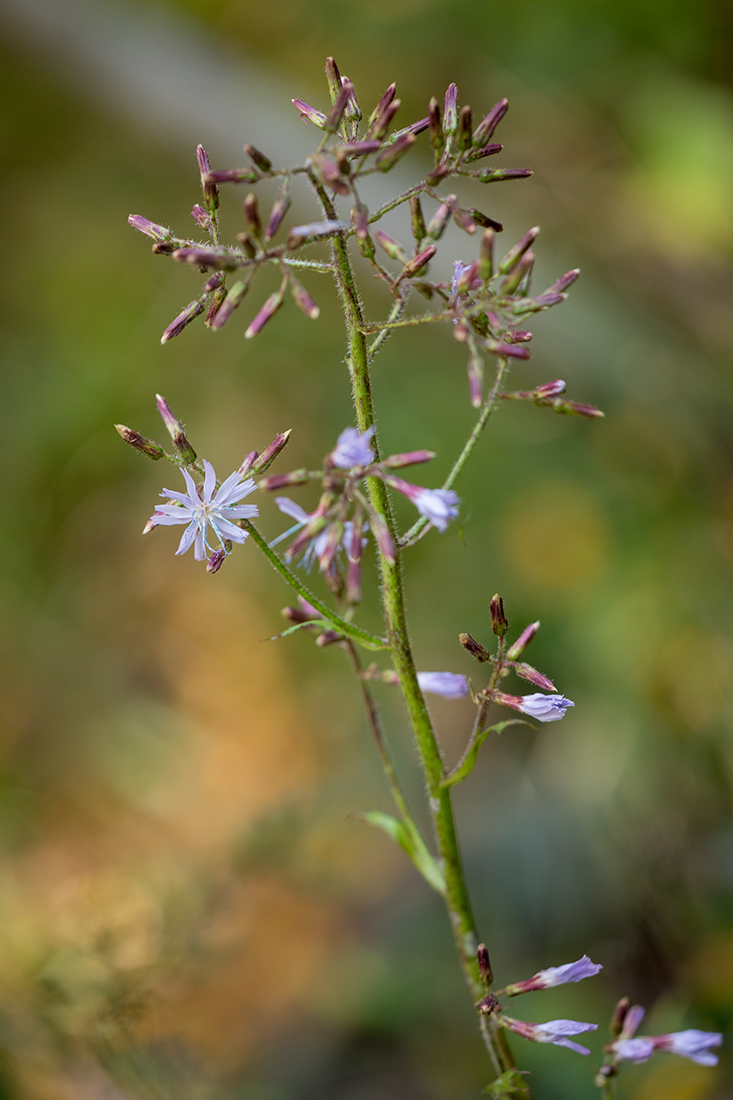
[272,497,367,572]
[385,475,460,531]
[417,672,470,699]
[501,1016,598,1056]
[612,1029,723,1068]
[331,426,375,469]
[493,692,574,722]
[505,955,602,996]
[149,460,258,561]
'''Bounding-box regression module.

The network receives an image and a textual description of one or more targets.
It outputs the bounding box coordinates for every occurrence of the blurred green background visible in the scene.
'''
[1,0,732,1097]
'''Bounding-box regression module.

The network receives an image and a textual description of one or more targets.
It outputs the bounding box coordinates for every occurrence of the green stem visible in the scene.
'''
[320,187,519,1082]
[361,311,452,333]
[399,356,509,548]
[241,520,386,651]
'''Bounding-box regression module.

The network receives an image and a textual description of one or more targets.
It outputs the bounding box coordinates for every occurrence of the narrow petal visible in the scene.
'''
[203,460,216,502]
[221,504,259,520]
[215,517,249,542]
[176,519,200,555]
[153,512,196,526]
[275,497,312,523]
[160,488,197,507]
[216,475,257,507]
[181,466,199,500]
[194,528,206,560]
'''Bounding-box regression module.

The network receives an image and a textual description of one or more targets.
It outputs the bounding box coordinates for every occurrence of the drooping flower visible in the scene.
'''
[149,460,258,561]
[505,955,602,996]
[613,1030,723,1068]
[501,1016,598,1056]
[493,692,574,722]
[417,672,470,699]
[331,426,376,469]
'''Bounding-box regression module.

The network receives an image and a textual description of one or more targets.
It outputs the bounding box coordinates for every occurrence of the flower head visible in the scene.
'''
[417,672,470,699]
[502,1016,597,1056]
[505,955,602,996]
[414,488,460,531]
[331,426,375,469]
[494,692,574,722]
[149,460,258,561]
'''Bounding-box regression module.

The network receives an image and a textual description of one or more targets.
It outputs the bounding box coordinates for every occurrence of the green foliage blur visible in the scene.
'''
[1,1,732,1098]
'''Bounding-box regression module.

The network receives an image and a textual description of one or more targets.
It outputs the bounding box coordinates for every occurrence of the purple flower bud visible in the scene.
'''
[288,277,320,320]
[501,1016,597,1056]
[325,56,342,103]
[244,143,272,173]
[610,998,630,1038]
[331,426,375,468]
[458,104,473,151]
[259,469,308,491]
[486,341,531,360]
[466,143,503,163]
[494,692,574,722]
[351,202,370,241]
[468,342,484,408]
[245,285,285,339]
[206,549,226,573]
[428,97,444,154]
[409,195,427,243]
[505,956,602,996]
[253,430,291,474]
[210,279,251,331]
[375,131,415,170]
[236,231,258,259]
[238,451,259,477]
[473,98,509,145]
[197,144,219,209]
[514,663,556,692]
[477,944,493,985]
[292,98,328,129]
[401,245,436,279]
[501,249,534,295]
[128,215,173,242]
[324,79,354,132]
[365,83,396,138]
[512,330,533,342]
[489,593,508,637]
[161,299,205,344]
[204,168,259,184]
[426,200,454,241]
[453,207,477,235]
[243,192,261,239]
[546,269,580,294]
[338,141,382,159]
[172,247,238,271]
[459,633,491,662]
[286,220,348,248]
[474,167,532,183]
[549,399,605,419]
[155,394,196,463]
[417,672,470,699]
[115,425,165,460]
[373,229,408,263]
[382,450,435,469]
[506,621,540,660]
[479,228,494,281]
[425,163,452,186]
[499,227,539,274]
[443,83,458,135]
[367,509,395,564]
[534,380,566,398]
[315,630,344,647]
[512,292,565,315]
[265,185,291,241]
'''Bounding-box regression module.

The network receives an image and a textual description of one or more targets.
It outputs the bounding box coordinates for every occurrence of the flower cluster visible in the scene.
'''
[596,1002,722,1086]
[477,950,602,1058]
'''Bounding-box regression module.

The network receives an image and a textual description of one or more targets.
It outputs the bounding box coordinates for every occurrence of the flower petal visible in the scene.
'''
[275,497,312,523]
[176,519,200,555]
[203,460,216,502]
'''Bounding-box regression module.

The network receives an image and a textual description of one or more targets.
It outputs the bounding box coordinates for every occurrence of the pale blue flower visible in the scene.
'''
[151,460,258,561]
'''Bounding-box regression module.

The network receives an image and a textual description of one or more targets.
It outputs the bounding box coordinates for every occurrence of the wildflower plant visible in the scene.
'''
[119,60,722,1097]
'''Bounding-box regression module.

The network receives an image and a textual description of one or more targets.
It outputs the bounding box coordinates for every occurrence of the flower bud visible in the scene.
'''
[245,283,286,339]
[172,247,238,271]
[501,250,534,295]
[365,83,396,138]
[316,630,344,647]
[210,279,251,330]
[368,509,395,564]
[375,132,415,171]
[292,98,328,129]
[428,97,444,155]
[243,193,261,239]
[155,394,197,463]
[238,451,258,477]
[459,633,491,662]
[265,184,291,241]
[499,227,539,275]
[351,202,370,241]
[511,292,565,315]
[453,207,477,234]
[514,663,556,692]
[534,380,566,398]
[425,163,452,186]
[443,83,458,136]
[236,232,257,259]
[474,167,532,183]
[373,230,408,263]
[204,168,259,184]
[288,276,320,319]
[206,549,226,573]
[426,199,454,241]
[324,79,354,132]
[253,430,291,474]
[466,143,503,163]
[382,450,435,469]
[161,298,205,343]
[547,399,605,419]
[477,943,493,985]
[197,144,219,211]
[546,269,580,294]
[286,220,348,248]
[490,593,508,637]
[467,342,484,408]
[486,341,531,360]
[473,98,508,145]
[115,425,165,460]
[409,195,426,243]
[458,105,473,151]
[259,469,309,491]
[610,998,630,1038]
[479,228,494,281]
[400,244,436,279]
[325,56,342,103]
[244,143,272,173]
[506,621,539,660]
[128,215,173,242]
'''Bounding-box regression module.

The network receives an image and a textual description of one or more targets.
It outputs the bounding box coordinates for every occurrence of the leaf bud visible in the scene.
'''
[489,593,508,637]
[459,633,491,662]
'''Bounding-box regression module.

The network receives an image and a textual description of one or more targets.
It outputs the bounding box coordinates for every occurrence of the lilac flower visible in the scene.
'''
[272,497,366,571]
[417,672,470,699]
[502,1016,598,1056]
[494,692,574,722]
[505,955,602,996]
[452,260,469,295]
[331,426,376,469]
[386,476,460,531]
[149,460,258,561]
[613,1031,723,1068]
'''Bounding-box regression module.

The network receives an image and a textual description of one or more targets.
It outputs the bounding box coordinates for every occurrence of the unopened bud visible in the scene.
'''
[501,249,534,295]
[366,83,396,137]
[292,99,328,129]
[511,292,565,315]
[547,399,604,419]
[351,202,370,241]
[534,380,566,397]
[546,269,580,294]
[473,98,508,145]
[236,232,257,259]
[288,276,320,319]
[475,167,532,183]
[479,228,494,281]
[486,341,531,360]
[253,430,291,474]
[458,105,473,151]
[443,83,458,136]
[373,229,408,263]
[453,207,477,234]
[499,227,539,275]
[172,247,238,271]
[128,215,173,242]
[155,394,196,464]
[243,193,261,239]
[161,298,204,343]
[409,195,426,243]
[238,450,258,476]
[382,450,435,469]
[325,56,342,103]
[368,510,395,565]
[459,633,491,662]
[203,272,224,293]
[286,220,348,248]
[610,998,630,1038]
[467,342,484,408]
[206,549,226,573]
[477,943,493,985]
[245,283,286,339]
[258,469,309,491]
[466,143,503,163]
[401,245,436,280]
[425,163,452,186]
[490,593,508,637]
[506,621,539,661]
[324,79,353,132]
[197,144,219,210]
[316,630,344,647]
[514,663,556,691]
[426,199,454,241]
[210,279,251,330]
[115,425,165,460]
[375,132,415,170]
[204,168,259,184]
[244,143,272,173]
[265,184,291,241]
[428,97,443,154]
[282,604,318,624]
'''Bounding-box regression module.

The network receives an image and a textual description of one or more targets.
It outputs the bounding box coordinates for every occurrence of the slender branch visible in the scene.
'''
[241,520,386,651]
[360,311,452,334]
[367,294,409,363]
[399,357,509,548]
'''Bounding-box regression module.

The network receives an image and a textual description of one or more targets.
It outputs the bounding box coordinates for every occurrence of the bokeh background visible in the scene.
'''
[1,0,733,1097]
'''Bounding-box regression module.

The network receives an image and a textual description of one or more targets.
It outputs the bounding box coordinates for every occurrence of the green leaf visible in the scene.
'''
[265,620,332,642]
[442,719,535,788]
[484,1069,531,1098]
[357,811,446,895]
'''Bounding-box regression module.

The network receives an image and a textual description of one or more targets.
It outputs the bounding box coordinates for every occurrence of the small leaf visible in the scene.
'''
[265,620,330,641]
[357,811,446,895]
[442,719,535,788]
[484,1069,531,1098]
